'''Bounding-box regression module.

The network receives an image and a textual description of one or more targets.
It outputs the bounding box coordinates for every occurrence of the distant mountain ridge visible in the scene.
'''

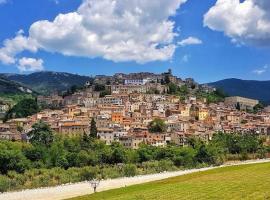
[2,71,91,95]
[208,78,270,105]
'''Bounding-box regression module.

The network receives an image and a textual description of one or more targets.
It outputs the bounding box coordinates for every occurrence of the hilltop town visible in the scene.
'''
[0,70,269,148]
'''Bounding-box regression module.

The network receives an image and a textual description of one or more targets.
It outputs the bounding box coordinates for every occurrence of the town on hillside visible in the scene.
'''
[0,69,270,148]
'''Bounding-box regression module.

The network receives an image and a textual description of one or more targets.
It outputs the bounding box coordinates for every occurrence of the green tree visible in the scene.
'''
[236,102,241,111]
[0,142,30,174]
[94,84,106,92]
[90,118,97,138]
[27,121,54,147]
[214,88,227,98]
[110,143,127,164]
[148,118,167,133]
[253,103,264,113]
[48,140,68,168]
[164,75,171,84]
[4,98,39,122]
[168,83,178,94]
[99,90,111,98]
[179,85,188,95]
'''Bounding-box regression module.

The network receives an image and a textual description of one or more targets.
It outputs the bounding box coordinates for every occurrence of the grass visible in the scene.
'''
[69,162,270,200]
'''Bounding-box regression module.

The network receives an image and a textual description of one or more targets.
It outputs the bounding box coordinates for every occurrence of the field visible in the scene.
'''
[69,162,270,200]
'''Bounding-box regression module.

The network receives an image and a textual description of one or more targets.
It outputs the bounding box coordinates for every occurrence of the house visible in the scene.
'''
[225,96,259,110]
[59,121,89,136]
[111,112,124,124]
[199,108,209,121]
[97,128,114,145]
[119,136,144,149]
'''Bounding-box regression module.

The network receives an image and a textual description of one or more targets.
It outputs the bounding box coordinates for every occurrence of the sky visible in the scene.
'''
[0,0,270,83]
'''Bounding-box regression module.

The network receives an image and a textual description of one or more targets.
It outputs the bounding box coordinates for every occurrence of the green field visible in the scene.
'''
[69,162,270,200]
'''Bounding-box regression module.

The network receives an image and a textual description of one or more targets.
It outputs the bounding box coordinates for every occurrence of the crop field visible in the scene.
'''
[69,162,270,200]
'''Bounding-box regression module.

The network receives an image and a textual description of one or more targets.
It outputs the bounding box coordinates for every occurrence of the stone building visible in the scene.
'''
[225,96,259,110]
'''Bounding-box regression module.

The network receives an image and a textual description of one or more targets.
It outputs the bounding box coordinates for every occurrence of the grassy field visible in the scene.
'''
[69,162,270,200]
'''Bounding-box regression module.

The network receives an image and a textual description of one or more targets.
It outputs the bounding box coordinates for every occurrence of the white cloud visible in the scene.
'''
[0,31,38,64]
[181,54,190,62]
[204,0,270,47]
[0,0,188,68]
[253,69,266,75]
[18,57,44,72]
[252,64,268,75]
[178,37,202,46]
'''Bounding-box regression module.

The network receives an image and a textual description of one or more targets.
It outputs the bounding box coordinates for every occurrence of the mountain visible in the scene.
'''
[3,71,91,95]
[208,78,270,105]
[0,75,33,94]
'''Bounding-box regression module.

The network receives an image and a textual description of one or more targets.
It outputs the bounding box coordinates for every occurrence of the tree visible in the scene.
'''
[148,118,167,133]
[110,143,127,164]
[214,88,227,98]
[179,85,188,95]
[0,142,30,174]
[253,103,264,113]
[164,74,171,84]
[48,140,68,168]
[27,121,54,147]
[90,118,97,138]
[94,84,106,92]
[168,83,178,94]
[235,102,241,111]
[4,98,39,122]
[99,90,111,98]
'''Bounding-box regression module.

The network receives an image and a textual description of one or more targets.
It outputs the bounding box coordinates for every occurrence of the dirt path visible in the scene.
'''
[1,159,270,200]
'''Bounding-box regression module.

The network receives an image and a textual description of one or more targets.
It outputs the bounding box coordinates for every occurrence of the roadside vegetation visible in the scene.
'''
[69,162,270,200]
[0,121,269,192]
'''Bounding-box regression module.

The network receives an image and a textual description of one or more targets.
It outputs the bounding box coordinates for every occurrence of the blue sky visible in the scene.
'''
[0,0,270,83]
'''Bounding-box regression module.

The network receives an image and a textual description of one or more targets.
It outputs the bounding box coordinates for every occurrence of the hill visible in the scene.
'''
[69,162,270,200]
[0,76,34,107]
[0,75,33,94]
[208,78,270,104]
[3,71,91,95]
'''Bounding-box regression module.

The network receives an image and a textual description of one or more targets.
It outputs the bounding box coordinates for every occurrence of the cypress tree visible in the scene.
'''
[90,118,97,138]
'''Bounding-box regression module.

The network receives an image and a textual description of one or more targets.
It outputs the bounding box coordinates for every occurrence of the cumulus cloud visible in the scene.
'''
[0,30,38,64]
[18,57,44,72]
[0,0,188,68]
[204,0,270,47]
[178,37,202,46]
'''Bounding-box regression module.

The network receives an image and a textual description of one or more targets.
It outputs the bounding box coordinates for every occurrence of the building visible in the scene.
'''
[59,121,89,136]
[111,112,124,124]
[199,108,209,121]
[119,136,144,149]
[109,85,147,94]
[98,95,123,105]
[124,79,150,85]
[225,96,259,110]
[0,103,9,118]
[97,128,114,145]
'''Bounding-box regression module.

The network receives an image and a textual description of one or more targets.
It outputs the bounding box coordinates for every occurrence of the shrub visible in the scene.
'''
[123,164,137,177]
[0,175,9,193]
[79,166,98,181]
